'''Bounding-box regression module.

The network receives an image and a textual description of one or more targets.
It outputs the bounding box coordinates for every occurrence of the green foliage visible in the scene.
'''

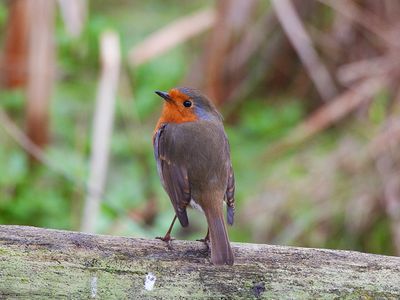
[369,89,389,125]
[133,49,187,118]
[0,89,25,113]
[56,14,110,75]
[0,148,28,188]
[0,2,7,30]
[0,146,71,228]
[241,99,304,140]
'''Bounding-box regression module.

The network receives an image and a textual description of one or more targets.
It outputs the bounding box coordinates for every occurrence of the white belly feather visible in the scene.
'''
[190,198,204,213]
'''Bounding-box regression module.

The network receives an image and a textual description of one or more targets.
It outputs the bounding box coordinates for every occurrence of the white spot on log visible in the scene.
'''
[91,276,97,298]
[144,272,156,291]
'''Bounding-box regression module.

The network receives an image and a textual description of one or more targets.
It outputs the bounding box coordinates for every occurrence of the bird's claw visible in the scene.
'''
[196,237,210,249]
[156,235,175,250]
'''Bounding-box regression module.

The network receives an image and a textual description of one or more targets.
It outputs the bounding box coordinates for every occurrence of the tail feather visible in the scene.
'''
[205,210,234,265]
[227,206,234,226]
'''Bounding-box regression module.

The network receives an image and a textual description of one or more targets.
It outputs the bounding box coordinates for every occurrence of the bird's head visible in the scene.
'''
[155,87,222,125]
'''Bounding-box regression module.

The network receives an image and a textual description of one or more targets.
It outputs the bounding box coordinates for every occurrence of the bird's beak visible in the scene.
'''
[155,91,172,102]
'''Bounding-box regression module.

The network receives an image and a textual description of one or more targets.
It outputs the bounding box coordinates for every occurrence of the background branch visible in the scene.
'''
[128,8,215,67]
[271,0,337,102]
[81,31,121,233]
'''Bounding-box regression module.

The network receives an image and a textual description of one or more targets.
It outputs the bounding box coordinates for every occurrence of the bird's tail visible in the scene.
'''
[205,206,234,265]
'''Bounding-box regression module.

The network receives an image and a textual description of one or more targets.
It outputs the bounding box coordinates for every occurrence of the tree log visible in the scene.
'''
[0,225,399,299]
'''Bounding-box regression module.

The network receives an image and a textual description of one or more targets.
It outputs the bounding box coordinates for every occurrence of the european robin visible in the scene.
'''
[153,87,235,265]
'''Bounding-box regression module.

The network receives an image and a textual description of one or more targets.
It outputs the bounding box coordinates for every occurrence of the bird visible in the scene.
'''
[153,87,235,265]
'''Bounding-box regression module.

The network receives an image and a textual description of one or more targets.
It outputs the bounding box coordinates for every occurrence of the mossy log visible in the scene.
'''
[0,225,399,299]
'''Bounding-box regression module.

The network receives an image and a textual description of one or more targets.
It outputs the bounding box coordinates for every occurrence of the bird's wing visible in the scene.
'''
[153,124,190,227]
[224,138,235,226]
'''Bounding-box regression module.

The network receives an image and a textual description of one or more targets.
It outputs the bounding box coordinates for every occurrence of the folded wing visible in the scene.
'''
[153,124,191,227]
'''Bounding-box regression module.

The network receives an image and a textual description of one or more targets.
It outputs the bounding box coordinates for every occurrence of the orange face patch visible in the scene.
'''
[154,89,198,132]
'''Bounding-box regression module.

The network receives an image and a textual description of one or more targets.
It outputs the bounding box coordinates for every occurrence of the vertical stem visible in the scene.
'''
[25,0,55,153]
[1,0,29,88]
[81,31,121,233]
[57,0,87,38]
[271,0,337,102]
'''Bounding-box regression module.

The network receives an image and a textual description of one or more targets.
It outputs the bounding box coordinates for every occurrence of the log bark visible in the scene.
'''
[0,225,399,299]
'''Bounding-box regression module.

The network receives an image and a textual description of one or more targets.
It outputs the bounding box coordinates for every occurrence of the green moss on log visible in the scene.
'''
[0,225,399,299]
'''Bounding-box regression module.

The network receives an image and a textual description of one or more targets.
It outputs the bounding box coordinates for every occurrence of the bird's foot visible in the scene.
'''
[196,237,210,249]
[156,234,175,250]
[197,228,210,249]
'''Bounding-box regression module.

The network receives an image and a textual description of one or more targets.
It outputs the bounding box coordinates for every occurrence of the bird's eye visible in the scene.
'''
[183,100,192,108]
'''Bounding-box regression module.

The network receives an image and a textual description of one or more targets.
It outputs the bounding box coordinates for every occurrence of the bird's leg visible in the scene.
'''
[156,215,177,248]
[196,228,210,249]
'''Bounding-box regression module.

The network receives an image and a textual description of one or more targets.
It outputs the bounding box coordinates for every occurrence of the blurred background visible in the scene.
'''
[0,0,399,256]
